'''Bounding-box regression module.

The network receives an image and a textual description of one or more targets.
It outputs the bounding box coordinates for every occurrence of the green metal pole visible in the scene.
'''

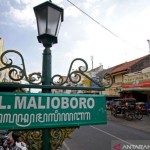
[42,45,51,150]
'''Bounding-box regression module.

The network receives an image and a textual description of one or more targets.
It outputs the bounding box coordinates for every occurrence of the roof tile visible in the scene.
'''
[111,55,147,74]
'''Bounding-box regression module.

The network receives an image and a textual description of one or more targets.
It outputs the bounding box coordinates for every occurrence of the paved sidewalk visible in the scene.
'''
[107,110,150,132]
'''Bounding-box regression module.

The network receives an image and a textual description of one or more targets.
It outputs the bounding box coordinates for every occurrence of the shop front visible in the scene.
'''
[121,67,150,105]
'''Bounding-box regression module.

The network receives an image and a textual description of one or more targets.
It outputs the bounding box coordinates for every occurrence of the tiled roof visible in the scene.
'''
[111,55,148,74]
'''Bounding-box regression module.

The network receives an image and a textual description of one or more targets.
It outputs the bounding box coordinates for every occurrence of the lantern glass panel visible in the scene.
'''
[36,8,47,35]
[47,7,61,36]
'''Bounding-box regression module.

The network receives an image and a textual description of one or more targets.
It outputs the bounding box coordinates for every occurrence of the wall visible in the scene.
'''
[0,37,14,82]
[0,37,6,82]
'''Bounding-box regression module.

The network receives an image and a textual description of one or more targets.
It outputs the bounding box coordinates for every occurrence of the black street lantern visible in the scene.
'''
[34,1,64,47]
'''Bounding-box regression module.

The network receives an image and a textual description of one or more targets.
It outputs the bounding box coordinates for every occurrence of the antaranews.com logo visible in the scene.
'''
[112,140,150,150]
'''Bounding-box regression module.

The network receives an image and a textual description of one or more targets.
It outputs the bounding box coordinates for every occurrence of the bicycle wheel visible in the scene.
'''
[113,111,117,117]
[127,113,133,121]
[123,110,133,120]
[134,110,143,120]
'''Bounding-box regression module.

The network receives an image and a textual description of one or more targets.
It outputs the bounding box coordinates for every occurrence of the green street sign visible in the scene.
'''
[0,92,107,130]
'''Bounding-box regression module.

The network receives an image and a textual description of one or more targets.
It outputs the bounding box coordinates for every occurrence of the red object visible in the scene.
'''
[123,80,150,88]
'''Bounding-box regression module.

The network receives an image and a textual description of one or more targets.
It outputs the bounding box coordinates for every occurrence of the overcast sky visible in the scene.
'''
[0,0,150,77]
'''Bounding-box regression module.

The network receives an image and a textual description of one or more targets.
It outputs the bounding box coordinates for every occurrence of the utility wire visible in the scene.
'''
[67,0,120,39]
[66,0,146,52]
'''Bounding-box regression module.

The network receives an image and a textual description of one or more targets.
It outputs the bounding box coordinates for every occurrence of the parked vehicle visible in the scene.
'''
[110,99,125,116]
[136,102,150,116]
[111,98,143,120]
[136,102,146,113]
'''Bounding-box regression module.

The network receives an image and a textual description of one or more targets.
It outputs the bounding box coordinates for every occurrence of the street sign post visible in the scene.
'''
[0,92,106,130]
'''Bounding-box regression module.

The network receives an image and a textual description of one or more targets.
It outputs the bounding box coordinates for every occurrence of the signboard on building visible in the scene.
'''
[123,67,150,88]
[81,78,91,93]
[0,92,106,130]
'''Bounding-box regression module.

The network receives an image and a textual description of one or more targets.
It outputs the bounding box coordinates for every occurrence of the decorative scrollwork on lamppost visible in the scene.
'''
[51,58,113,88]
[0,50,42,84]
[51,58,88,86]
[0,50,113,88]
[102,73,113,88]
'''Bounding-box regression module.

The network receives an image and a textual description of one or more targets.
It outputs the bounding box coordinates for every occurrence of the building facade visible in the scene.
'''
[0,37,8,82]
[96,54,150,102]
[0,37,19,83]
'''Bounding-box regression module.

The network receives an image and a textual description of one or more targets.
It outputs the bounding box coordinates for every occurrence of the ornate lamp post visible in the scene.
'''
[34,1,63,150]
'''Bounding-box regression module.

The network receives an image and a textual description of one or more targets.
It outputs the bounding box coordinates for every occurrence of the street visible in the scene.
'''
[61,119,150,150]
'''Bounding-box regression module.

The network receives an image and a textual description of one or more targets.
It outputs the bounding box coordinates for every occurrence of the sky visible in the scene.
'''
[1,0,150,77]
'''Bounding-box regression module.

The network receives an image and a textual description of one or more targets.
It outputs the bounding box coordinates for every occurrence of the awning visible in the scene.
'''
[121,87,150,93]
[123,80,150,88]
